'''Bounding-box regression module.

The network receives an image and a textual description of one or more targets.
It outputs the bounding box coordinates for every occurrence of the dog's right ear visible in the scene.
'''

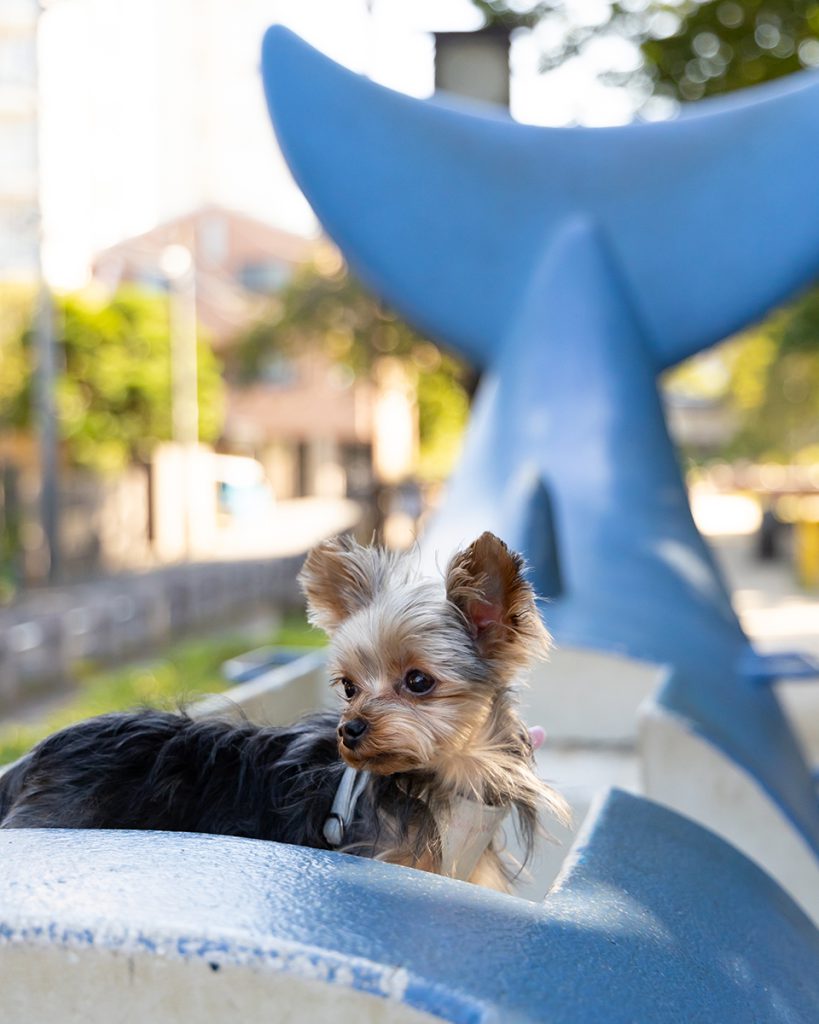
[445,532,552,672]
[298,535,381,635]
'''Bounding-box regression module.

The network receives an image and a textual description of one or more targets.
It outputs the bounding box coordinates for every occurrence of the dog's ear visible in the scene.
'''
[299,535,384,635]
[445,532,552,671]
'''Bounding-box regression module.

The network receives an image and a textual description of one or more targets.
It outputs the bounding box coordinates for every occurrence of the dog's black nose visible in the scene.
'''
[340,718,368,747]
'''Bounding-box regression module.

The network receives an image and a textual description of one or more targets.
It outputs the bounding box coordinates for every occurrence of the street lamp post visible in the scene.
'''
[160,244,199,449]
[160,243,199,559]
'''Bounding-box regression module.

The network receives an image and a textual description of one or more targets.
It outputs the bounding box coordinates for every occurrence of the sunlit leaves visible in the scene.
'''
[642,1,819,102]
[2,287,224,474]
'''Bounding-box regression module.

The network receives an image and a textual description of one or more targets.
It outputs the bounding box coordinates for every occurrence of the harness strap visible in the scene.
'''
[323,765,369,847]
[440,797,510,881]
[323,766,508,881]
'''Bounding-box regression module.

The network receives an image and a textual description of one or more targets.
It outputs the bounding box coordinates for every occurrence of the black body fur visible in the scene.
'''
[0,709,440,860]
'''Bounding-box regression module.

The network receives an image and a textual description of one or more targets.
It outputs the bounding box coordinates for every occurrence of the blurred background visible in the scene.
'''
[1,0,818,754]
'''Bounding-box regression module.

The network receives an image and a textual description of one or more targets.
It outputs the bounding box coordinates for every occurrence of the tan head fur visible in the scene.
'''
[299,532,552,783]
[299,532,570,887]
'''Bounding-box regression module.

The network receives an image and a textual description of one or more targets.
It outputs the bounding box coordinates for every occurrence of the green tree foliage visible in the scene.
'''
[646,2,819,461]
[466,1,556,30]
[464,1,676,92]
[643,1,819,101]
[0,284,37,600]
[719,292,819,460]
[233,257,472,481]
[55,288,223,472]
[0,283,36,431]
[464,2,819,107]
[1,286,224,473]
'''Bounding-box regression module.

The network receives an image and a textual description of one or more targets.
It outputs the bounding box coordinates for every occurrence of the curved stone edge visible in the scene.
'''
[639,698,819,926]
[0,915,483,1024]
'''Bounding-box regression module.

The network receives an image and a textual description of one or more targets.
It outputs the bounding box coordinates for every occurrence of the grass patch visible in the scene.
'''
[0,611,324,767]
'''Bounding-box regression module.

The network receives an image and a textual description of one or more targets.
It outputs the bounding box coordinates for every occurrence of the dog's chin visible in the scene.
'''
[339,744,422,776]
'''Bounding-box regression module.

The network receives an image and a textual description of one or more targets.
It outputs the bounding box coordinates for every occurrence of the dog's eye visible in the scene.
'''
[341,679,358,700]
[404,670,435,695]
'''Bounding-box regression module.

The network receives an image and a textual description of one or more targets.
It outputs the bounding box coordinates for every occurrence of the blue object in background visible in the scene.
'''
[2,790,818,1022]
[260,27,819,862]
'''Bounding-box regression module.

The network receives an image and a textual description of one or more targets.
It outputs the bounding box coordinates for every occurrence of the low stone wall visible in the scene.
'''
[0,556,304,712]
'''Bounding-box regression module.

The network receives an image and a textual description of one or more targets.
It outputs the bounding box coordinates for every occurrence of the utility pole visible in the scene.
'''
[33,0,60,583]
[0,1,60,583]
[34,277,60,582]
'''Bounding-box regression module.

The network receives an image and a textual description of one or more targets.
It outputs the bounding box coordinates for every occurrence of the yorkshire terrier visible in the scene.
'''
[0,532,568,891]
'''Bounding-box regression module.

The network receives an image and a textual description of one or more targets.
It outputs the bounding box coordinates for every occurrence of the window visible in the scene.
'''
[238,260,292,294]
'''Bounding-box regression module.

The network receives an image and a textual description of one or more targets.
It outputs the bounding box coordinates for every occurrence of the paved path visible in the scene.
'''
[713,534,819,658]
[691,487,819,657]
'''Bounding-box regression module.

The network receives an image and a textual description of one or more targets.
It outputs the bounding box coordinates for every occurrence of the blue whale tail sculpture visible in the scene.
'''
[261,26,819,861]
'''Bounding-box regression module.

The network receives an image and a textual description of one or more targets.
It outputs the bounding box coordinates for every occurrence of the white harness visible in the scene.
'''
[439,796,509,881]
[322,766,508,881]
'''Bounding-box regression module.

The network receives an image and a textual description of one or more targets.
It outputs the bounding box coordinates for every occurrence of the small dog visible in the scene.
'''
[0,532,567,891]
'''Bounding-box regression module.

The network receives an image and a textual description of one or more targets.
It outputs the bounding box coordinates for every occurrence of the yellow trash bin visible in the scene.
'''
[795,513,819,590]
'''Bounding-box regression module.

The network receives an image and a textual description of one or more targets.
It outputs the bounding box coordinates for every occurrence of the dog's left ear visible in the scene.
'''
[299,535,387,635]
[445,532,552,671]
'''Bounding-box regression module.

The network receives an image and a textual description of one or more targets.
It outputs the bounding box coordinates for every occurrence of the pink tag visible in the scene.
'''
[528,725,546,750]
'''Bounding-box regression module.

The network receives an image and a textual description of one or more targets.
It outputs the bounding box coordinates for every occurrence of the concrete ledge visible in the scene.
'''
[777,678,819,764]
[639,699,819,926]
[0,943,437,1024]
[193,648,330,724]
[525,646,663,745]
[3,789,819,1023]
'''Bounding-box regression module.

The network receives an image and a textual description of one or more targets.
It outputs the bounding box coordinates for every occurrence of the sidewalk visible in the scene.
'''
[713,534,819,659]
[692,489,819,658]
[201,497,361,560]
[706,519,819,763]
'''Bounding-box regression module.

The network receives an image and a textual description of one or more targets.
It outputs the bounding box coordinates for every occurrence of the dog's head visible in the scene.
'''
[298,532,551,776]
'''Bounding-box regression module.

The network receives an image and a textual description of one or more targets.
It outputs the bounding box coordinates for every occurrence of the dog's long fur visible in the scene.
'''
[0,532,568,891]
[0,709,431,859]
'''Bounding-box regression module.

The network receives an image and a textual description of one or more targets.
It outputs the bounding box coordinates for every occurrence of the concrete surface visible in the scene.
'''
[3,789,819,1023]
[710,532,819,761]
[640,701,819,926]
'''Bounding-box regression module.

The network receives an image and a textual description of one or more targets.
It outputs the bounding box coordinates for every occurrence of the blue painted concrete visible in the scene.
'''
[1,790,818,1022]
[262,29,819,373]
[259,28,819,858]
[739,649,819,687]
